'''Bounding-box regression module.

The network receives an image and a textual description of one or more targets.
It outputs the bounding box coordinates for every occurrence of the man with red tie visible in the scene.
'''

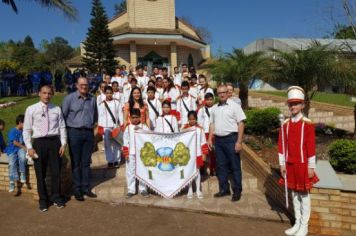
[23,85,67,212]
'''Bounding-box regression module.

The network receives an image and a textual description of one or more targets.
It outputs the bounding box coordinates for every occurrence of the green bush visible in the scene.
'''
[245,107,281,135]
[328,139,356,174]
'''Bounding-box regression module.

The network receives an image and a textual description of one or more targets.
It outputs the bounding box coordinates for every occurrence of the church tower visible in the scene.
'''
[127,0,176,29]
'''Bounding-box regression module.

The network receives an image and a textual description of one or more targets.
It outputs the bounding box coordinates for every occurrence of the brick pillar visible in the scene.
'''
[170,42,177,74]
[130,41,137,67]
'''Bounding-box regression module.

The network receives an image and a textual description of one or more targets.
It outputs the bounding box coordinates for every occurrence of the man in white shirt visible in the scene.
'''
[208,84,246,202]
[136,66,149,89]
[23,85,67,212]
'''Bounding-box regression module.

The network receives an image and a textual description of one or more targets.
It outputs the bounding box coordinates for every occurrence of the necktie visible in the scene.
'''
[41,105,49,136]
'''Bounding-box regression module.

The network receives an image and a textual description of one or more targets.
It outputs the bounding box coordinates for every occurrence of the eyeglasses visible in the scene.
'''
[217,91,227,95]
[79,84,89,87]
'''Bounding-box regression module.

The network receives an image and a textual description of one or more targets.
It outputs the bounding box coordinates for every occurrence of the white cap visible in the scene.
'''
[287,86,305,103]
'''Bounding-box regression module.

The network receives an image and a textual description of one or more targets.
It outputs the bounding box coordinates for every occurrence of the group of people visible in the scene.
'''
[0,63,318,236]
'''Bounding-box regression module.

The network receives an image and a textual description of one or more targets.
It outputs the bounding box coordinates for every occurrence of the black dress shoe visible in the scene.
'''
[214,191,231,198]
[84,191,97,198]
[113,162,119,168]
[231,193,241,202]
[74,193,84,201]
[107,163,114,168]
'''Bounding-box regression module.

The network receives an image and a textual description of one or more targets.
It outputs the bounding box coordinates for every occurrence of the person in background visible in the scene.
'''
[136,66,149,89]
[173,66,182,87]
[198,75,214,105]
[122,108,149,198]
[54,70,63,93]
[162,78,179,119]
[226,83,241,105]
[62,77,98,202]
[121,65,128,76]
[189,74,199,98]
[24,85,67,212]
[123,76,137,103]
[97,81,107,106]
[0,119,6,156]
[104,74,111,86]
[5,114,27,192]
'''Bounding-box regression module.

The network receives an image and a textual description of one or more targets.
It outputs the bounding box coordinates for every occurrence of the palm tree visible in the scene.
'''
[269,41,355,116]
[2,0,78,20]
[207,49,271,109]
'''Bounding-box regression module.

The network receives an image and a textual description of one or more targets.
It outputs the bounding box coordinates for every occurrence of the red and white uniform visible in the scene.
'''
[123,83,133,103]
[122,123,149,194]
[278,113,318,191]
[163,87,179,110]
[189,85,199,98]
[137,75,149,88]
[198,87,214,103]
[177,94,197,126]
[96,92,106,106]
[173,73,182,86]
[155,115,179,133]
[98,100,122,164]
[183,124,208,168]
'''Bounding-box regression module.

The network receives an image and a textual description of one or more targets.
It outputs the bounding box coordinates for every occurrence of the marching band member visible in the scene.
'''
[197,92,216,176]
[123,76,137,103]
[182,111,208,199]
[279,86,319,236]
[198,75,214,104]
[173,66,182,87]
[96,81,107,106]
[137,66,149,89]
[122,108,149,198]
[155,100,179,133]
[145,86,162,131]
[189,74,199,98]
[98,86,122,168]
[162,78,179,118]
[177,81,197,127]
[111,67,128,89]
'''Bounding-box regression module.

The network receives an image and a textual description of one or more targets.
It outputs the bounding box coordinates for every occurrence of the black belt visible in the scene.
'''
[34,135,59,140]
[68,127,93,132]
[215,132,238,138]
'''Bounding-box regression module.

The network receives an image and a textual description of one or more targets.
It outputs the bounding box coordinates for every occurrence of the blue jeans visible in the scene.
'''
[68,128,94,194]
[214,133,242,194]
[7,149,27,182]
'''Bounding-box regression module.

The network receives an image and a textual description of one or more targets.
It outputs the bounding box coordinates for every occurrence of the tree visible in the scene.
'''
[179,16,212,44]
[11,36,38,74]
[114,0,126,16]
[83,0,117,75]
[45,37,74,73]
[2,0,78,20]
[269,42,355,116]
[207,49,271,109]
[334,25,356,39]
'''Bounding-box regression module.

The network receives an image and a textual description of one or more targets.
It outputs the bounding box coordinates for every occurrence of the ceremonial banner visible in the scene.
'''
[134,129,198,199]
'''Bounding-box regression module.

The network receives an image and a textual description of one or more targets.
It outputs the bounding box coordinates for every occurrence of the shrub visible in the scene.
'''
[245,107,281,135]
[328,139,356,174]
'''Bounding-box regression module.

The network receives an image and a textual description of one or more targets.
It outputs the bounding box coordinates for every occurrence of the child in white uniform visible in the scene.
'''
[98,86,122,168]
[182,111,208,199]
[122,108,149,198]
[155,100,179,133]
[145,86,162,131]
[177,81,197,127]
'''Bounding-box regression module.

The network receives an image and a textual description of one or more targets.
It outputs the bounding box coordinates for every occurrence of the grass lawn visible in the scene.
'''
[0,94,66,142]
[255,90,355,108]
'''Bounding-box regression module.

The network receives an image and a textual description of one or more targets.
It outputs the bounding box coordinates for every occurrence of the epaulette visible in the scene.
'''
[302,117,312,123]
[283,118,290,124]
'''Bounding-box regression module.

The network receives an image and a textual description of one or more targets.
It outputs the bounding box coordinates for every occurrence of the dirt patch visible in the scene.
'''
[0,192,288,236]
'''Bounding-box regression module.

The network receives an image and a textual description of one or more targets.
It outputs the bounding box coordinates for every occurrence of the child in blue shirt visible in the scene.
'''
[0,119,6,155]
[5,115,27,192]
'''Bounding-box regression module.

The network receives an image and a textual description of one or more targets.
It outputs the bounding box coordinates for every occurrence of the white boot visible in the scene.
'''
[195,173,203,199]
[187,184,193,199]
[285,191,301,236]
[295,193,311,236]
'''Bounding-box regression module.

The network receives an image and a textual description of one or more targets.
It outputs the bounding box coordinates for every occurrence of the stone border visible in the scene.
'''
[242,144,356,236]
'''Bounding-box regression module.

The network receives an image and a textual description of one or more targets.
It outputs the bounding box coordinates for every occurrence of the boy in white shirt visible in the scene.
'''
[177,81,197,127]
[197,92,216,176]
[96,81,107,106]
[123,77,138,103]
[122,108,149,198]
[198,75,214,104]
[189,75,199,98]
[173,66,182,87]
[98,86,122,168]
[155,101,179,133]
[146,86,162,130]
[136,66,149,89]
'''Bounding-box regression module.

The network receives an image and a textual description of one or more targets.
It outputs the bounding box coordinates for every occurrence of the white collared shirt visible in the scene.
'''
[291,113,303,123]
[198,105,213,133]
[146,98,162,129]
[198,87,214,101]
[137,75,149,88]
[111,76,127,88]
[177,94,197,125]
[210,99,246,136]
[123,123,150,155]
[98,100,122,128]
[155,115,179,133]
[23,101,67,149]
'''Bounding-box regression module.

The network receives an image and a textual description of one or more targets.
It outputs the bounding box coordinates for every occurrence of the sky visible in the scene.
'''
[0,0,348,54]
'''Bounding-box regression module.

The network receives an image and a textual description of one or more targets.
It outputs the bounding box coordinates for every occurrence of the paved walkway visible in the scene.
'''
[91,142,290,223]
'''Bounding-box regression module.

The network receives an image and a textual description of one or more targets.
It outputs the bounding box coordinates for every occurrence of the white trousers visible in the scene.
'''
[126,154,146,194]
[104,128,121,163]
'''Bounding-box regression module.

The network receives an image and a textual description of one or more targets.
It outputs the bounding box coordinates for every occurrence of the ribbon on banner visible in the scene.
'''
[134,128,198,199]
